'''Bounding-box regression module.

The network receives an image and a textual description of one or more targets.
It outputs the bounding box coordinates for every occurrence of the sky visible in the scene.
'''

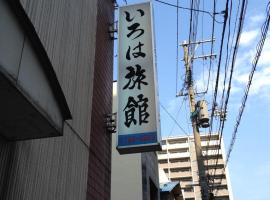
[114,0,270,199]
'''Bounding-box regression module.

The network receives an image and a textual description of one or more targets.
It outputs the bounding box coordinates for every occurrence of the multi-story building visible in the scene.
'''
[158,134,233,200]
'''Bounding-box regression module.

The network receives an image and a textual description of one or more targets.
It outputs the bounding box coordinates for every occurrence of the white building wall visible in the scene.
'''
[111,82,143,200]
[111,134,143,200]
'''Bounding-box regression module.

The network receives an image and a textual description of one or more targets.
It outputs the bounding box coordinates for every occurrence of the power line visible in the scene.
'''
[188,0,194,57]
[205,0,217,170]
[176,0,180,96]
[189,0,200,58]
[160,102,189,136]
[154,0,224,24]
[168,97,185,137]
[206,0,238,177]
[211,0,249,192]
[205,0,216,95]
[208,0,233,175]
[225,0,270,169]
[206,0,229,172]
[209,0,229,132]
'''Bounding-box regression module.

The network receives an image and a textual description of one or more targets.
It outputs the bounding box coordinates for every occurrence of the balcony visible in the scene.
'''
[207,168,224,176]
[162,142,190,150]
[201,140,219,147]
[210,179,227,187]
[183,191,195,199]
[213,189,229,197]
[169,162,191,168]
[170,171,192,179]
[158,152,190,160]
[204,159,224,166]
[202,150,221,156]
[180,181,194,188]
[159,163,170,169]
[159,161,191,171]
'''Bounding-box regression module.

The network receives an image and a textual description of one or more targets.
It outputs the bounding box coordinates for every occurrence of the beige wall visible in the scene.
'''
[111,134,143,200]
[111,82,143,200]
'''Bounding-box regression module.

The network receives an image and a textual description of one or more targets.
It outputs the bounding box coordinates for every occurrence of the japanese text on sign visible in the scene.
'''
[117,2,161,153]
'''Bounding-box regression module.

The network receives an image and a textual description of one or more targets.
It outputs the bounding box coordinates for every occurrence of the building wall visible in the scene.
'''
[0,0,114,199]
[142,152,160,200]
[86,0,114,199]
[111,82,143,200]
[111,134,143,200]
[111,82,160,200]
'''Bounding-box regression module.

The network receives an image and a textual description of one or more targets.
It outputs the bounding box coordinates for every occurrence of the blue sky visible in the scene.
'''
[114,0,270,199]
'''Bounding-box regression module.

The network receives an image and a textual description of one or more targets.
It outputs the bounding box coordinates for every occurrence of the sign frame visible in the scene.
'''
[117,2,161,154]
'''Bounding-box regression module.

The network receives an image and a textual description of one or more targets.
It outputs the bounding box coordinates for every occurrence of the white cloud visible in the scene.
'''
[233,66,270,98]
[258,49,270,66]
[239,29,259,46]
[250,14,265,24]
[233,35,270,100]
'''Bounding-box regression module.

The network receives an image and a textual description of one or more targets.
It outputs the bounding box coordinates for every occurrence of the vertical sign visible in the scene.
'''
[117,2,161,154]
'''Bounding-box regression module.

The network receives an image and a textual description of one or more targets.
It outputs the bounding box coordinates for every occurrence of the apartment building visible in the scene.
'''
[158,134,233,200]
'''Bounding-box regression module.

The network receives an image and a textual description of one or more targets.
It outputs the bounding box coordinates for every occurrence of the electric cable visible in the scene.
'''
[204,0,217,171]
[215,5,270,184]
[225,0,270,170]
[208,0,229,137]
[211,0,249,193]
[207,0,233,174]
[154,0,224,24]
[176,0,180,96]
[168,97,186,137]
[160,103,190,136]
[205,0,229,175]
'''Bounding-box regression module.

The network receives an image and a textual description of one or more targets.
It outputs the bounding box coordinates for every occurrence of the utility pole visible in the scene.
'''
[181,40,215,200]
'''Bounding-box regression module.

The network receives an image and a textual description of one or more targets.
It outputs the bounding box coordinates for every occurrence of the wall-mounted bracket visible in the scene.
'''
[108,21,118,40]
[104,112,117,134]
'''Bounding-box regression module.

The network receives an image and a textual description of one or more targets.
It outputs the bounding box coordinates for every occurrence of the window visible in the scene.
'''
[184,188,194,192]
[170,167,190,173]
[159,159,167,164]
[179,177,192,182]
[168,138,187,144]
[180,167,191,172]
[158,150,167,154]
[170,158,190,163]
[169,148,189,154]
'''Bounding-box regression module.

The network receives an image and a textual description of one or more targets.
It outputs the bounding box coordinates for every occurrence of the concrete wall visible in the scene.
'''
[111,82,143,200]
[0,0,114,199]
[111,134,143,200]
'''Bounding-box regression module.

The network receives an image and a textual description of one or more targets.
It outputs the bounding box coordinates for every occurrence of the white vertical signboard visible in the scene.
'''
[117,2,161,154]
